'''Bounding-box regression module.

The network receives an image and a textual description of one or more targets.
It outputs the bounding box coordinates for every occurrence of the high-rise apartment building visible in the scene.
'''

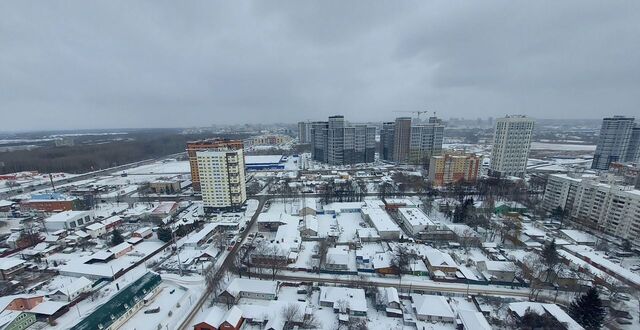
[393,117,412,163]
[310,121,329,163]
[543,173,640,247]
[195,146,246,212]
[309,116,376,165]
[408,117,445,166]
[187,139,244,192]
[380,122,395,162]
[489,115,535,178]
[297,121,312,144]
[429,153,481,187]
[592,116,638,170]
[382,116,445,165]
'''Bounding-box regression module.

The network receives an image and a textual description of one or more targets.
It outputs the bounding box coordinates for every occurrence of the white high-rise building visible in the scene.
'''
[196,148,246,212]
[489,115,535,178]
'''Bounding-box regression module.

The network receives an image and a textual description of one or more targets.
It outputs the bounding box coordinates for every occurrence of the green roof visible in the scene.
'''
[70,272,161,330]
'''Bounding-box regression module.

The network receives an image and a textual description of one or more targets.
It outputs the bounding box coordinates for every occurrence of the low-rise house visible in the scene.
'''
[257,213,297,232]
[477,260,516,282]
[300,215,318,237]
[319,286,367,316]
[457,310,492,330]
[194,306,244,330]
[183,223,219,248]
[133,227,153,239]
[0,258,26,280]
[508,302,584,330]
[44,210,95,231]
[494,201,528,215]
[108,242,133,258]
[325,247,350,271]
[411,294,455,323]
[423,247,458,278]
[47,277,93,302]
[219,278,278,304]
[102,216,122,233]
[558,229,597,246]
[377,287,401,313]
[85,223,106,238]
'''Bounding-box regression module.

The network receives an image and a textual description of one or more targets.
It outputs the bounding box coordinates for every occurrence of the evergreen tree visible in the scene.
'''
[157,226,172,242]
[541,239,559,269]
[517,308,563,329]
[111,229,124,246]
[568,287,606,330]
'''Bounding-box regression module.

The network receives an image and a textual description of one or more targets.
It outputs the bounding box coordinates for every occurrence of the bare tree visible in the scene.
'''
[281,303,303,329]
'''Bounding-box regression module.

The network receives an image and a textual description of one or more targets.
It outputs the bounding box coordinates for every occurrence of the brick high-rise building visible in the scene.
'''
[186,139,243,192]
[429,153,481,187]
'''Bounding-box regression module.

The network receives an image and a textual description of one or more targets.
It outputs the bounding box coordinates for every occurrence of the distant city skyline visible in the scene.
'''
[2,1,640,131]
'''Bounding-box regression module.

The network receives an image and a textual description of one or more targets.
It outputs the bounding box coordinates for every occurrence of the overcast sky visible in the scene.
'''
[1,1,639,131]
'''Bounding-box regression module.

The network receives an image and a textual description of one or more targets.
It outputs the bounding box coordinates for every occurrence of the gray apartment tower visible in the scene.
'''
[380,122,395,162]
[310,115,376,165]
[379,116,445,166]
[592,116,640,170]
[298,121,312,144]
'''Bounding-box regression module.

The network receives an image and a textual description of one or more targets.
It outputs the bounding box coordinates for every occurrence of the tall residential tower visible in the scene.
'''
[592,116,639,170]
[309,116,376,165]
[489,115,534,178]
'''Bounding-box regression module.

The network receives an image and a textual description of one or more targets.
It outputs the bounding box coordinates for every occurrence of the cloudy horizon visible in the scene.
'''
[2,1,639,131]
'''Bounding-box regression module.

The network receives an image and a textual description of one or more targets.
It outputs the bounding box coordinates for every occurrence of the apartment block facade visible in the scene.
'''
[489,115,534,178]
[196,147,247,212]
[592,116,640,170]
[543,173,640,246]
[187,139,244,192]
[380,116,444,166]
[429,153,481,187]
[310,116,376,165]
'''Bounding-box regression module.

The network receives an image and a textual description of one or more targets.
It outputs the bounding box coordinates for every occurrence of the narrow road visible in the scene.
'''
[177,196,268,330]
[267,273,531,298]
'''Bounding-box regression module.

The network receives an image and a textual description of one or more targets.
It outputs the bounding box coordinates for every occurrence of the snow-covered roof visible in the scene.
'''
[479,260,515,272]
[411,294,454,319]
[74,230,90,238]
[0,258,25,270]
[85,223,105,231]
[108,242,132,255]
[45,211,92,224]
[0,200,13,208]
[245,155,284,165]
[28,300,68,315]
[183,223,218,246]
[152,201,176,215]
[509,302,583,330]
[559,229,597,244]
[49,276,92,297]
[458,310,491,330]
[398,207,435,227]
[257,212,298,224]
[319,286,367,313]
[423,247,457,268]
[378,287,400,305]
[224,278,278,297]
[327,247,349,266]
[361,201,401,233]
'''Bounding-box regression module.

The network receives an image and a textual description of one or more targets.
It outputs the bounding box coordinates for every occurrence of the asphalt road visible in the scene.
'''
[177,195,268,330]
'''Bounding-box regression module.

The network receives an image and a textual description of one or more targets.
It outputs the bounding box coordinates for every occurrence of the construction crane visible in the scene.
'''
[393,110,436,120]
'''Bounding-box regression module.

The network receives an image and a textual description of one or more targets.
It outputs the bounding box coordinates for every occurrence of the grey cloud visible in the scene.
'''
[1,1,639,131]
